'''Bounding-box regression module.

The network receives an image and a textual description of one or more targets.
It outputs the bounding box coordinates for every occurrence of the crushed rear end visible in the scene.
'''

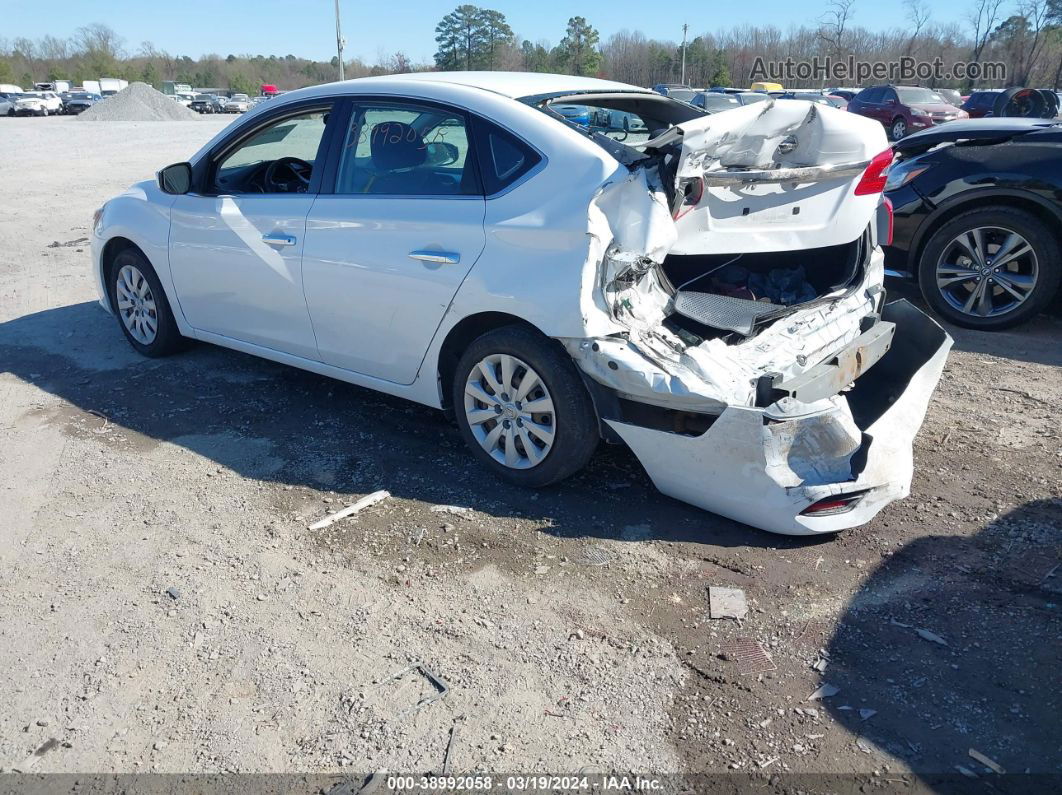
[567,99,952,535]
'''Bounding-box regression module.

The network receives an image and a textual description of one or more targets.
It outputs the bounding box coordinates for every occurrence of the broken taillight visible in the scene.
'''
[800,492,868,517]
[673,177,704,220]
[854,149,894,196]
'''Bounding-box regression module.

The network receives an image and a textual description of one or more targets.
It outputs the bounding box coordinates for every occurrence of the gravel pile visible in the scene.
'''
[78,82,201,121]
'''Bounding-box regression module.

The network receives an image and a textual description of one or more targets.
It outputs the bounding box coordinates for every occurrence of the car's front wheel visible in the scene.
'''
[452,325,599,488]
[108,248,185,356]
[918,206,1061,329]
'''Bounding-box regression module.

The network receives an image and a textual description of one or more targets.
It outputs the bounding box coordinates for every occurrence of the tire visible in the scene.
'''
[107,247,185,357]
[918,206,1061,330]
[451,325,599,488]
[890,117,907,140]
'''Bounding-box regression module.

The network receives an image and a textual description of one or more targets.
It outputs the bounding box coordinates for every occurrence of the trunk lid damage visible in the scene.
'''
[565,99,952,534]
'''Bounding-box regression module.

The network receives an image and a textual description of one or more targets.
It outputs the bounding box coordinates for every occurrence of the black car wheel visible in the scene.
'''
[918,206,1061,329]
[890,117,907,140]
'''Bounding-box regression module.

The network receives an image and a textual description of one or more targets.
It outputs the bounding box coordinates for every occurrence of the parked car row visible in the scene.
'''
[0,90,63,116]
[0,88,104,116]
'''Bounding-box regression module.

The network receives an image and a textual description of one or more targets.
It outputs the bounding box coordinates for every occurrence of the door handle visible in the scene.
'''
[262,234,297,247]
[409,250,460,265]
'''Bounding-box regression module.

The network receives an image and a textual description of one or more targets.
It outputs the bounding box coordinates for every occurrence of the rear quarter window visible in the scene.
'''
[473,119,542,195]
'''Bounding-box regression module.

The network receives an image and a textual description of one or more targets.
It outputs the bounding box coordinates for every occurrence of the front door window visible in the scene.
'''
[214,108,331,194]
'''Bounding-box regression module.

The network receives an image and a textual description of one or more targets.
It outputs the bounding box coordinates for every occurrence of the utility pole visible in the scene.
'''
[334,0,346,81]
[681,23,688,86]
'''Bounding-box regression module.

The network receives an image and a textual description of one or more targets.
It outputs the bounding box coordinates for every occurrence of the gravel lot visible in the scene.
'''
[1,116,1059,782]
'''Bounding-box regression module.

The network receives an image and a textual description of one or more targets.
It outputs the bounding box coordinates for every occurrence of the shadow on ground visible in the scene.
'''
[0,301,823,551]
[885,278,1062,368]
[822,498,1062,786]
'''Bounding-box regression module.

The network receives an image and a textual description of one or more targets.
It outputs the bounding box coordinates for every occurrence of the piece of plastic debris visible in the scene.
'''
[758,756,779,769]
[968,748,1005,774]
[442,716,464,775]
[722,637,776,674]
[916,628,948,646]
[859,708,877,720]
[165,587,180,600]
[534,565,550,575]
[812,657,829,672]
[807,683,840,701]
[308,490,390,530]
[430,505,472,517]
[708,586,748,620]
[955,765,978,778]
[375,660,449,720]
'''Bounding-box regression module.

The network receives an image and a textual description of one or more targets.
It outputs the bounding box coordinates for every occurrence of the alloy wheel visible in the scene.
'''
[115,263,159,344]
[463,353,556,469]
[935,226,1039,318]
[891,119,906,139]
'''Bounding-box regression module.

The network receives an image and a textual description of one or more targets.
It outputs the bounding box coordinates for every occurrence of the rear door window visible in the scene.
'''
[335,102,479,196]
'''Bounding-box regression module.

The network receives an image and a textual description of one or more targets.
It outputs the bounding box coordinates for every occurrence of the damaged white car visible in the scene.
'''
[91,72,951,535]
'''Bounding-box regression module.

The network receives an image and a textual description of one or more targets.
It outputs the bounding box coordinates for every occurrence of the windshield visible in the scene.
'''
[71,93,93,99]
[896,87,947,105]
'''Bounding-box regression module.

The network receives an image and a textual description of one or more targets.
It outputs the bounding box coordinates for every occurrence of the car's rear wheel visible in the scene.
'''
[890,117,907,140]
[108,248,185,357]
[452,325,599,488]
[918,206,1061,329]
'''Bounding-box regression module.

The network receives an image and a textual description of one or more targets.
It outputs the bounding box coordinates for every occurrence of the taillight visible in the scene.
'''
[801,491,867,517]
[854,149,894,196]
[673,177,704,220]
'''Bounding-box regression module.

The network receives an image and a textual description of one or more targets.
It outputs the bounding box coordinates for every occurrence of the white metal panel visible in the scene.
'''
[301,195,486,383]
[168,194,319,359]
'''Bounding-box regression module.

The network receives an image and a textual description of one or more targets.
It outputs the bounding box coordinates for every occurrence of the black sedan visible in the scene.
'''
[885,118,1062,329]
[63,92,102,114]
[189,94,216,114]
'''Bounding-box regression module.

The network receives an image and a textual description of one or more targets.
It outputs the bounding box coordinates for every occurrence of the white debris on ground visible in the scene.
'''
[78,82,201,122]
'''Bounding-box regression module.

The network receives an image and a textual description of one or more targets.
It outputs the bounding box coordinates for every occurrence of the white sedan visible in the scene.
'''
[91,72,951,535]
[223,95,251,113]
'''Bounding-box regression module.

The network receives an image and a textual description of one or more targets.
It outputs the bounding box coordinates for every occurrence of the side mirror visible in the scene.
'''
[158,162,192,195]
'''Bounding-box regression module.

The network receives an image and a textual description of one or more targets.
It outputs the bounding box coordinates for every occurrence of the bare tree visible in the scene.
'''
[970,0,1005,63]
[904,0,932,54]
[1015,0,1052,84]
[818,0,856,59]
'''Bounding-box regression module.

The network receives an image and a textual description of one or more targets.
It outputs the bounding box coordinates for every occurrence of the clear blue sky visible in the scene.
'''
[6,0,974,64]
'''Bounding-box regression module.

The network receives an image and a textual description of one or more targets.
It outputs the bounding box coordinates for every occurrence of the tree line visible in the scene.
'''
[5,2,1062,95]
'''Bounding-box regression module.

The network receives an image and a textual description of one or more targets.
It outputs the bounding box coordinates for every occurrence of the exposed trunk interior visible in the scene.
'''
[660,233,867,342]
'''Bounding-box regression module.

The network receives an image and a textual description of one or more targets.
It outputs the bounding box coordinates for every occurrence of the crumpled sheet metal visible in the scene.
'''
[604,302,952,535]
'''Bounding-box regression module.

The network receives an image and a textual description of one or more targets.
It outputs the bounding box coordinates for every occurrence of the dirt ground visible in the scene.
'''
[1,116,1059,785]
